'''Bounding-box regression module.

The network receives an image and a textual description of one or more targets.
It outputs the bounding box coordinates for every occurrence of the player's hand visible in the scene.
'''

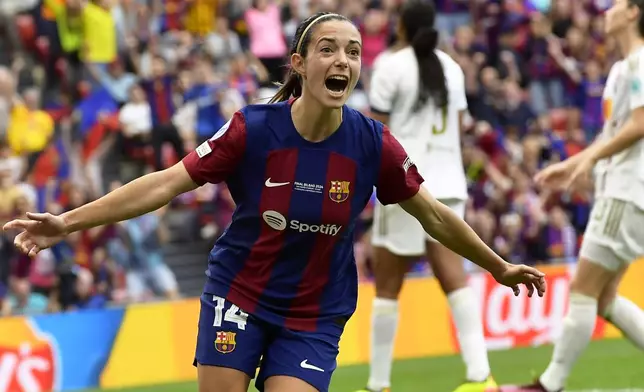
[493,263,546,297]
[2,212,69,257]
[563,156,594,191]
[534,159,574,190]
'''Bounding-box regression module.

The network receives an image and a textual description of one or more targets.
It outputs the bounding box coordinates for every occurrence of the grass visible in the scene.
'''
[84,339,644,392]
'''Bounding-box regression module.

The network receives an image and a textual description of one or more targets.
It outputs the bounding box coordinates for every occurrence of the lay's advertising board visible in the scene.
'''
[1,262,644,391]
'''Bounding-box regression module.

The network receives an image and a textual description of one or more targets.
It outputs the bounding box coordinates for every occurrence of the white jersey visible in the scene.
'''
[595,46,644,210]
[369,47,468,200]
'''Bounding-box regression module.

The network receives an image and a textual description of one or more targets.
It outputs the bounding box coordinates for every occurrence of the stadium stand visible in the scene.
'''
[0,0,613,316]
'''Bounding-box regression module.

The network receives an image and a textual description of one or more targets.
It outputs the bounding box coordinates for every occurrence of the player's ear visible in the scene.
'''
[291,53,306,79]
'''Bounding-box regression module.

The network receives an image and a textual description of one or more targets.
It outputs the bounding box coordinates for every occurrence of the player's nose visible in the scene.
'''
[334,52,349,68]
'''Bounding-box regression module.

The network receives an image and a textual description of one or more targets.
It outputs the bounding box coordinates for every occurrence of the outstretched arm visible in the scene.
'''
[376,127,545,296]
[63,162,197,233]
[400,188,506,277]
[3,162,199,256]
[399,188,545,296]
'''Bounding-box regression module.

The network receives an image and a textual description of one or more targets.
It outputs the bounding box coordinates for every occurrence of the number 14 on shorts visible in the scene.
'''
[212,295,249,330]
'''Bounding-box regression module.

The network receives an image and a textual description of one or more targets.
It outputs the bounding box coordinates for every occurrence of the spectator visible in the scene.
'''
[137,55,184,170]
[0,163,24,226]
[109,209,179,302]
[42,0,86,94]
[494,212,524,264]
[0,67,14,139]
[88,58,138,105]
[525,13,565,114]
[578,59,606,141]
[435,0,471,38]
[228,53,264,104]
[543,205,577,264]
[184,0,218,37]
[182,55,229,146]
[204,17,243,68]
[118,84,153,154]
[1,278,49,316]
[6,87,54,169]
[244,0,288,86]
[83,0,117,67]
[500,80,536,136]
[0,0,38,57]
[69,266,108,310]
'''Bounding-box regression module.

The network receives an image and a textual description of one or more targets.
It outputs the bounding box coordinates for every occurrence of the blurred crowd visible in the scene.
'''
[0,0,614,316]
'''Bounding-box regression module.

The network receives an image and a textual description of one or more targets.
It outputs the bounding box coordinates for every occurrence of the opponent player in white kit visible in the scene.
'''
[504,1,644,391]
[357,1,495,392]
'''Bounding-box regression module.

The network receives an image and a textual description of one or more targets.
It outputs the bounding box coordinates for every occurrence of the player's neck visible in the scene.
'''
[616,30,644,57]
[291,97,343,143]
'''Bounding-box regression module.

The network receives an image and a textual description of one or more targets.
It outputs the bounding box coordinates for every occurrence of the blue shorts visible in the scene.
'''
[194,293,343,392]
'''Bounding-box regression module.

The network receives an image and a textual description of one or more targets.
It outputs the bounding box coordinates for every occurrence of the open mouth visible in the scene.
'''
[324,75,349,96]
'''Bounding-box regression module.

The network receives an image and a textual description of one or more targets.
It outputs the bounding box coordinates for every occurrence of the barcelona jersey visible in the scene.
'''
[182,100,423,332]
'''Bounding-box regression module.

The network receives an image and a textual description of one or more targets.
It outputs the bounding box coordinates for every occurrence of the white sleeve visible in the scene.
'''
[369,56,399,114]
[629,55,644,110]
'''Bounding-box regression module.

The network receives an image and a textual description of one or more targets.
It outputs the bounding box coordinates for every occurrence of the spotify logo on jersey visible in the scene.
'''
[263,211,287,231]
[262,210,342,236]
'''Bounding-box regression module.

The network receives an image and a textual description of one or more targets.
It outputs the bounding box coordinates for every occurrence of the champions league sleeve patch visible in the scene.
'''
[196,141,212,158]
[402,156,414,173]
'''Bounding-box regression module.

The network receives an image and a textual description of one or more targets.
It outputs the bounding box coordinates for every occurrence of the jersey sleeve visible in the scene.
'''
[181,111,247,185]
[629,55,644,110]
[369,56,398,115]
[376,126,424,205]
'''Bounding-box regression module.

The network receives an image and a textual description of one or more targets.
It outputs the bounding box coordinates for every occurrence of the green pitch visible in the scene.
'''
[85,339,644,392]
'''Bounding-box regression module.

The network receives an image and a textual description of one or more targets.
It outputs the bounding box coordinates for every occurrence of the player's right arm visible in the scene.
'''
[3,112,247,256]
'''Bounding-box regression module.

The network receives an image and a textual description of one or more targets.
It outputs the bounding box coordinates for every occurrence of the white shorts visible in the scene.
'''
[579,198,644,271]
[371,198,466,256]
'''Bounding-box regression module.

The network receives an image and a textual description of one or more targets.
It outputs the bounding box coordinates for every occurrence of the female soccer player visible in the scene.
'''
[361,2,495,392]
[4,12,546,392]
[503,1,644,391]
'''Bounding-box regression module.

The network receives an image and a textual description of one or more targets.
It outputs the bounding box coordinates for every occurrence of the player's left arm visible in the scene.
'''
[586,61,644,163]
[398,188,509,275]
[376,128,544,294]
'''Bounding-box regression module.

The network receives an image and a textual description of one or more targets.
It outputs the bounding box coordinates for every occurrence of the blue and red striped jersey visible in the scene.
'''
[182,100,423,332]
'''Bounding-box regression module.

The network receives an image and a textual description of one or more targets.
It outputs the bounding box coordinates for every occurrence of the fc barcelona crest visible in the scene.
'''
[329,181,350,203]
[214,331,237,354]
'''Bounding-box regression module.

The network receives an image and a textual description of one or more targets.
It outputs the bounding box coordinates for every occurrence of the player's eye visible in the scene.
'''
[320,47,333,53]
[349,49,361,57]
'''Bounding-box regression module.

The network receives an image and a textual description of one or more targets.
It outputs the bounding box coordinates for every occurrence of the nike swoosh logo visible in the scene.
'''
[300,359,324,372]
[265,178,290,188]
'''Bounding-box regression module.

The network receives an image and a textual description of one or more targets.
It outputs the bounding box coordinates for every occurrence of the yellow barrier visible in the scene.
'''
[99,261,644,389]
[100,299,200,388]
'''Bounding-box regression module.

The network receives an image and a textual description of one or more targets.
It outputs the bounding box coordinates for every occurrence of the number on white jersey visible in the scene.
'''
[212,295,249,330]
[432,105,448,135]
